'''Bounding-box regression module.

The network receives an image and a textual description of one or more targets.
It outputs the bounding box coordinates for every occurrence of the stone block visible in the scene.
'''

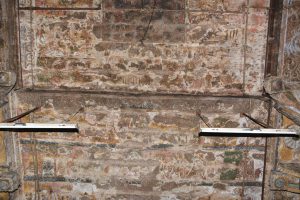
[103,0,185,10]
[0,169,20,192]
[19,0,102,8]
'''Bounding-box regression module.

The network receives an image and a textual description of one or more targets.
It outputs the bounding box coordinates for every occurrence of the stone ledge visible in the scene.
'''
[0,168,20,192]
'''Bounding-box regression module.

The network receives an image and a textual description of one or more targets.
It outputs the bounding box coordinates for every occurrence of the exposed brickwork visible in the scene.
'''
[15,91,269,199]
[19,0,269,95]
[19,0,102,8]
[12,0,278,199]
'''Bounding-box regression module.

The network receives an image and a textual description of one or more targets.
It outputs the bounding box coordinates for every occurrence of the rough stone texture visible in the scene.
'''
[283,0,300,82]
[276,0,300,182]
[15,91,269,199]
[263,0,300,199]
[0,0,19,75]
[0,2,3,70]
[0,0,21,198]
[9,0,300,199]
[0,169,20,192]
[19,0,269,95]
[19,0,102,8]
[13,0,278,199]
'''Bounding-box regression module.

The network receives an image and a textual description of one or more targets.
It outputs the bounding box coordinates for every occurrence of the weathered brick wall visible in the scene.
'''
[15,0,274,199]
[19,0,269,95]
[16,91,269,199]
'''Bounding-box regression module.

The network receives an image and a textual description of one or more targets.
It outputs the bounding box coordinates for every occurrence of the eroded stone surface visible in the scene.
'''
[14,0,277,199]
[19,1,270,95]
[283,2,300,82]
[16,91,268,199]
[19,0,102,8]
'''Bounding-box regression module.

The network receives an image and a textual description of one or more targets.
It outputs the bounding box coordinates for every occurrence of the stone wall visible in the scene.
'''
[8,0,280,199]
[16,91,269,199]
[264,0,300,198]
[0,0,21,198]
[19,0,269,95]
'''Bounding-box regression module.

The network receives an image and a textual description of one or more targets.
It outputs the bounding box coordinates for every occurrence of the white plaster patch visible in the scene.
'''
[72,183,97,194]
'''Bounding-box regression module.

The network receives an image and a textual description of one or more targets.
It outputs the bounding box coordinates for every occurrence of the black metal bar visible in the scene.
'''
[199,132,297,137]
[242,113,270,128]
[2,107,40,122]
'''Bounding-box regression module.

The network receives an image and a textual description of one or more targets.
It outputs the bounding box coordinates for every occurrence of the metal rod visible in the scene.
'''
[199,128,298,137]
[196,110,211,128]
[2,107,40,122]
[242,113,270,128]
[0,123,78,132]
